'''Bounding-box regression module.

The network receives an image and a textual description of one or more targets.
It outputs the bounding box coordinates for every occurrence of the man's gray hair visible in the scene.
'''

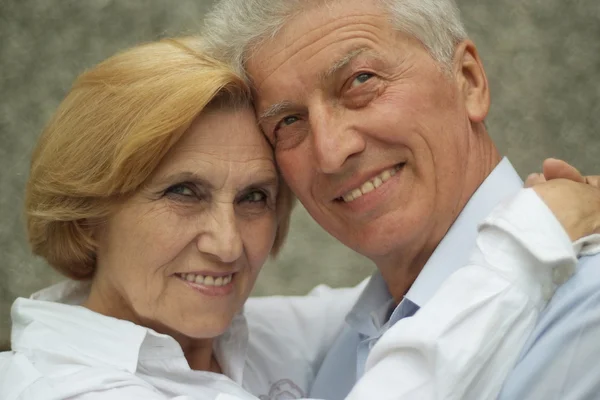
[202,0,468,80]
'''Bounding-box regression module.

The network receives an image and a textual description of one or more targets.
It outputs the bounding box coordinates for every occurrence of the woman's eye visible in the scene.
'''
[350,72,374,88]
[165,184,195,197]
[243,191,267,203]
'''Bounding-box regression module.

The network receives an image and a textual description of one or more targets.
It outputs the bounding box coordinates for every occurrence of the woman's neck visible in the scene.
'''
[83,280,222,373]
[177,335,221,373]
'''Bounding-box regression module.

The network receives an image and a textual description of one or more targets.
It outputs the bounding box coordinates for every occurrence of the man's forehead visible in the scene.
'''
[245,0,389,80]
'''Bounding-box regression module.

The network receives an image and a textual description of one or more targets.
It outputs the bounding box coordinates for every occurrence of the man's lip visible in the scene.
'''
[332,163,405,200]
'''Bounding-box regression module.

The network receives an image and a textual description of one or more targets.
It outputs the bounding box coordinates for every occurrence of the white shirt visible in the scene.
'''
[1,279,363,400]
[1,189,598,400]
[310,157,528,398]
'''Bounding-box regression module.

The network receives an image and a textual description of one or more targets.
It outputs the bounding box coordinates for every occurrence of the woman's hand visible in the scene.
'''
[525,158,600,187]
[525,158,600,241]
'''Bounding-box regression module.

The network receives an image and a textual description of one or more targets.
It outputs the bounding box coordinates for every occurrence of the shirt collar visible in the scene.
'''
[346,158,523,335]
[345,273,395,337]
[406,157,523,307]
[11,280,249,383]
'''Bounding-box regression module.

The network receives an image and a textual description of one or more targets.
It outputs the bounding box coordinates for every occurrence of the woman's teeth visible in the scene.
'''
[342,165,403,203]
[180,273,233,287]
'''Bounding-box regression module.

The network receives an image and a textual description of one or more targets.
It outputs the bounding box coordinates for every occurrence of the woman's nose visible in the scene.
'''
[195,205,243,263]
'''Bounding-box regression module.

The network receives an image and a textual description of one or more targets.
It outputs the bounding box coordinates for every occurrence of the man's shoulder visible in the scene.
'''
[244,282,368,358]
[244,281,367,330]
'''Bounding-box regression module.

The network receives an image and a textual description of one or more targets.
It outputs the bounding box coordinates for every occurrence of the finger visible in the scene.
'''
[524,173,546,187]
[543,158,585,183]
[584,175,600,188]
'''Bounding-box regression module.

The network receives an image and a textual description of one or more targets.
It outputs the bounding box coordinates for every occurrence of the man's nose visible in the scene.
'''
[310,105,365,174]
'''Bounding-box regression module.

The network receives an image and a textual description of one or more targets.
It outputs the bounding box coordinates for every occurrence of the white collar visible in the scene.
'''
[346,158,524,334]
[406,157,523,307]
[11,279,249,384]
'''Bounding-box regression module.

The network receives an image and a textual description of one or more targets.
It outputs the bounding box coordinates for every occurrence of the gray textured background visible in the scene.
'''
[1,0,598,351]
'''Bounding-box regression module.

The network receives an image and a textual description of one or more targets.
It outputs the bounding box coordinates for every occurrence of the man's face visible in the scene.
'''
[247,0,487,268]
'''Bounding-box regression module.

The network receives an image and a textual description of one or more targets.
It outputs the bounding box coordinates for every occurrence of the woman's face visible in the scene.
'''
[90,107,279,340]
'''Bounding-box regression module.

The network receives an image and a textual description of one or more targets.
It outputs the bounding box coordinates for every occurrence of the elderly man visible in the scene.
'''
[203,0,600,398]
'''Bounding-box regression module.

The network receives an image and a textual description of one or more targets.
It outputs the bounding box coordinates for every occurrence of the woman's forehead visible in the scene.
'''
[150,107,277,184]
[186,107,266,146]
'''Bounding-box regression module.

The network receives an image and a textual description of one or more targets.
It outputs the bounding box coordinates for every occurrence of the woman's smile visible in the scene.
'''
[175,271,236,296]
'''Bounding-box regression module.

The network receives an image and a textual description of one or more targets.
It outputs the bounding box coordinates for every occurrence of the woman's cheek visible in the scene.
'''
[246,214,278,269]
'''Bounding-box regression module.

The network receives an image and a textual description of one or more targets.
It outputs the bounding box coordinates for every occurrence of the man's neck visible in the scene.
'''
[376,134,502,303]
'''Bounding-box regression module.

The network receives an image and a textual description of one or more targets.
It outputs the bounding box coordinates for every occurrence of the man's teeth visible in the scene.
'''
[342,165,402,203]
[181,273,233,287]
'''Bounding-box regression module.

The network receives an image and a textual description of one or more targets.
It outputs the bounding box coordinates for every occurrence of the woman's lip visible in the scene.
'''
[176,274,235,297]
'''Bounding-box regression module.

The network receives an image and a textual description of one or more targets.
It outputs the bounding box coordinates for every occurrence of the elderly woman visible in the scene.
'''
[0,37,599,400]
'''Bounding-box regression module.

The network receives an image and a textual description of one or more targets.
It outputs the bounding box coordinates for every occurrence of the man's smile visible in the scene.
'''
[338,163,405,203]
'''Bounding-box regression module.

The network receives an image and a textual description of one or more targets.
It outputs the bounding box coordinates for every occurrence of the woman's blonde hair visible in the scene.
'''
[26,36,294,280]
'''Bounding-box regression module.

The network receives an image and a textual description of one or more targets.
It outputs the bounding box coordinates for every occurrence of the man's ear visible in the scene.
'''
[453,40,490,123]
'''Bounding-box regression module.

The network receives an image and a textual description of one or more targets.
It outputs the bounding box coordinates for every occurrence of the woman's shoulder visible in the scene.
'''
[0,350,159,400]
[0,350,49,400]
[5,289,158,399]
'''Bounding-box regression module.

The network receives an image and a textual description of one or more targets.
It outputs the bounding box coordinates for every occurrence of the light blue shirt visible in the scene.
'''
[497,252,600,398]
[309,158,600,399]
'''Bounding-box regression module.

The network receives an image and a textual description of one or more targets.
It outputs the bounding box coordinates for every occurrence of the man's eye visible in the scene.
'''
[271,114,309,150]
[281,116,299,127]
[350,72,374,88]
[165,184,195,197]
[272,115,300,142]
[243,191,267,203]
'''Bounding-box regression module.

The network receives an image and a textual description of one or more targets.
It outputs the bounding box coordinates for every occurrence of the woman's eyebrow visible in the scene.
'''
[151,171,214,189]
[243,176,279,189]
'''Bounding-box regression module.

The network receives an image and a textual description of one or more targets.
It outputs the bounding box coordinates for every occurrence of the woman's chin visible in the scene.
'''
[166,317,235,342]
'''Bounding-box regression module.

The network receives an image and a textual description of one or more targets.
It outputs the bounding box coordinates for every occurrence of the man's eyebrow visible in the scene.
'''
[258,100,296,125]
[258,48,374,125]
[319,47,371,83]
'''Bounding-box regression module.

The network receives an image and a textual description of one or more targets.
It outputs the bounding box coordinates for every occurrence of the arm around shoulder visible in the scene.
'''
[244,279,367,370]
[498,253,600,399]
